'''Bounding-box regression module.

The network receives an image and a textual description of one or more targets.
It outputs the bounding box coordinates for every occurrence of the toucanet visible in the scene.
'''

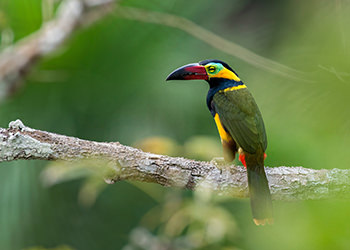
[166,59,273,225]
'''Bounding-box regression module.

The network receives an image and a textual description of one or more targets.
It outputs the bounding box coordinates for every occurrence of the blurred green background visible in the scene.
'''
[1,0,350,249]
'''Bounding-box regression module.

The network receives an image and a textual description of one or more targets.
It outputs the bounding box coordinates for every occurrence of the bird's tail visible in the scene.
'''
[246,155,273,225]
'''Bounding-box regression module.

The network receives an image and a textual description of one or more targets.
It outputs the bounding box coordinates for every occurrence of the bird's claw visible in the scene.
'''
[210,157,231,170]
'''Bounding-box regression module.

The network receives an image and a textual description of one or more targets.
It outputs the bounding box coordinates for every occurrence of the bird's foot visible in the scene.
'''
[210,157,231,170]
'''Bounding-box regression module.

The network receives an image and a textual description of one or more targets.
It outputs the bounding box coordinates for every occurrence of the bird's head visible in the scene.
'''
[166,59,241,84]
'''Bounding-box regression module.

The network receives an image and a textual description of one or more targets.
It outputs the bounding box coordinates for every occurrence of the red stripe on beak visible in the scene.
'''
[183,66,208,80]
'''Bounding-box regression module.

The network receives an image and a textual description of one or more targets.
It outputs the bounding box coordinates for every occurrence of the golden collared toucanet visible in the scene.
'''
[166,59,273,225]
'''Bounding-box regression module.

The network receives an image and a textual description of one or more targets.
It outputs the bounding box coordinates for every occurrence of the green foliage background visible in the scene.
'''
[1,0,350,249]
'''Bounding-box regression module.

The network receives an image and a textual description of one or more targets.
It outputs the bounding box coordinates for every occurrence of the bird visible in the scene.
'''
[166,59,273,225]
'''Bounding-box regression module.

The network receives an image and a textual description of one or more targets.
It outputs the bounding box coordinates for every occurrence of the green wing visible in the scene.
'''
[212,88,267,154]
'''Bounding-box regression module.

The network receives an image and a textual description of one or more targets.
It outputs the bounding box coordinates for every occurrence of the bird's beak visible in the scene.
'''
[166,63,208,81]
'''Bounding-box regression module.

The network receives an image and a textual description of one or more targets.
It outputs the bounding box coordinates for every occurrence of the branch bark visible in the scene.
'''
[1,119,349,201]
[0,0,115,102]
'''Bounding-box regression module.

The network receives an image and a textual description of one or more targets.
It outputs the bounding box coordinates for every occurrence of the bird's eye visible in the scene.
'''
[208,66,216,73]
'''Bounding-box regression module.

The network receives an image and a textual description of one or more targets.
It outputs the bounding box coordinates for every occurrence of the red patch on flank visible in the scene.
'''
[239,153,266,168]
[239,153,246,168]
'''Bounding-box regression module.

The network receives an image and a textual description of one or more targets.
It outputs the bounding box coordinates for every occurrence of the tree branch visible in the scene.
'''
[0,1,315,104]
[0,0,115,102]
[1,119,349,201]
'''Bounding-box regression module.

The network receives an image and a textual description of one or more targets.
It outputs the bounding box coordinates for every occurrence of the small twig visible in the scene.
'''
[318,64,350,83]
[1,119,349,201]
[114,6,313,83]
